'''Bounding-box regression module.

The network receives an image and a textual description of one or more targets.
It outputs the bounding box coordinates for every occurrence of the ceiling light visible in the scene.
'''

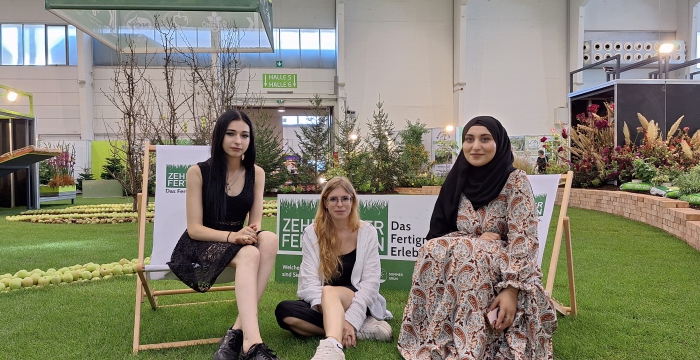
[349,134,358,141]
[7,91,18,102]
[659,43,674,54]
[446,125,454,132]
[277,106,285,113]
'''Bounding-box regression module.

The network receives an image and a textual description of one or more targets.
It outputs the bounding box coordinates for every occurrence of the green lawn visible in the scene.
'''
[1,196,699,359]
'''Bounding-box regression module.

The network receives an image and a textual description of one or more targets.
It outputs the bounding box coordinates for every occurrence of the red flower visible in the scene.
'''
[587,104,600,113]
[561,128,569,139]
[540,136,547,142]
[557,147,564,152]
[683,127,690,132]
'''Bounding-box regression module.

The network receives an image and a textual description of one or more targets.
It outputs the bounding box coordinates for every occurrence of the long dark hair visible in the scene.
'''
[206,109,256,225]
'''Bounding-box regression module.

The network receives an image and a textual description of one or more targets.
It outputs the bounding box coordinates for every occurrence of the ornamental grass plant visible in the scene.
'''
[562,103,700,188]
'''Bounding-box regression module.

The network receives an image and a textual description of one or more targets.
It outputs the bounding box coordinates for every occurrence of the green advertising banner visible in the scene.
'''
[276,175,561,290]
[263,74,297,88]
[276,195,435,290]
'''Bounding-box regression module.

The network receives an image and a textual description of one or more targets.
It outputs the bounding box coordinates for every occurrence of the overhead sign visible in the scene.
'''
[263,74,297,88]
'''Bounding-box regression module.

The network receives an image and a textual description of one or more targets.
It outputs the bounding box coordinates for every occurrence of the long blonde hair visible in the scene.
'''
[314,176,361,283]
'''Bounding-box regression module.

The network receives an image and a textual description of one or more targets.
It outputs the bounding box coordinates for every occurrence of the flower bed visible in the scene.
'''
[556,189,700,252]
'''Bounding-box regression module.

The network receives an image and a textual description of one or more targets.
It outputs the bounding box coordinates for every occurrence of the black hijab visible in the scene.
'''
[426,116,516,240]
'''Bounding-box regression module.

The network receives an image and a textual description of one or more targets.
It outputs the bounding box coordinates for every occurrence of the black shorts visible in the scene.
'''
[275,286,366,337]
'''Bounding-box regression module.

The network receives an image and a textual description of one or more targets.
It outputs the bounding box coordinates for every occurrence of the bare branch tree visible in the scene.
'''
[102,36,154,210]
[179,21,252,144]
[148,15,193,145]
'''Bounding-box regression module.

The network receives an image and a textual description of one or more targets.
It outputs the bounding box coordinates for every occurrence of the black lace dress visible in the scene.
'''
[168,160,255,292]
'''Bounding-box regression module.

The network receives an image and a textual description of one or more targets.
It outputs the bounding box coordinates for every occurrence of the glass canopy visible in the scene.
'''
[45,0,274,53]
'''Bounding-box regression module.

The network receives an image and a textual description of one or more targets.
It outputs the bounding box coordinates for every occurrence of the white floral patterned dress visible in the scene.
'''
[398,170,557,360]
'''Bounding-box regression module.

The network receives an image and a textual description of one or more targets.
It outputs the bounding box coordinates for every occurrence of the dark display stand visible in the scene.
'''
[0,117,39,209]
[568,80,700,146]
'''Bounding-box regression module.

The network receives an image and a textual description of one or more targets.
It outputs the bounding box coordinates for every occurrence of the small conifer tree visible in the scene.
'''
[293,95,331,191]
[250,109,288,192]
[364,98,401,191]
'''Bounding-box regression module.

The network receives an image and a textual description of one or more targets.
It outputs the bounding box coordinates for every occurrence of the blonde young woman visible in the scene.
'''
[274,177,393,360]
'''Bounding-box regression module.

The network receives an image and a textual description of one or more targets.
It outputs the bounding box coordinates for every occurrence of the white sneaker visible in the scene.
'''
[356,316,393,341]
[310,339,345,360]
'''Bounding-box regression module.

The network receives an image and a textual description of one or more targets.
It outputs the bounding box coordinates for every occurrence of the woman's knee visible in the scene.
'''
[321,285,337,300]
[257,231,279,256]
[275,301,292,324]
[232,245,260,267]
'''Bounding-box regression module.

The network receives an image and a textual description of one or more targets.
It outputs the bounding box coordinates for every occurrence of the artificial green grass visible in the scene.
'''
[1,198,700,359]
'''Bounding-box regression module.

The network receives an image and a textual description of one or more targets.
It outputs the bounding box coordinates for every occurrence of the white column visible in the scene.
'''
[687,1,699,78]
[453,0,467,128]
[76,30,94,141]
[336,0,346,110]
[569,0,589,92]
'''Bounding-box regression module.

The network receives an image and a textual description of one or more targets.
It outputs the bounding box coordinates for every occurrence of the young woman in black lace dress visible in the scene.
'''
[167,109,279,360]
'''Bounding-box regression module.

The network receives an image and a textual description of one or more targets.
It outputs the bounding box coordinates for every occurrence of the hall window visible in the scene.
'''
[240,28,336,69]
[281,116,321,126]
[1,24,77,66]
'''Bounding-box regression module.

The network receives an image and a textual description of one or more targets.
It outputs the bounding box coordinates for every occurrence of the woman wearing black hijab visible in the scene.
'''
[397,116,557,360]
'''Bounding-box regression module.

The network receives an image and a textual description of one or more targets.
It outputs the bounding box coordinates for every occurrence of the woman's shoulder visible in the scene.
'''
[303,222,317,237]
[358,221,378,238]
[253,164,265,179]
[187,164,203,177]
[359,220,376,231]
[507,169,529,183]
[504,169,534,195]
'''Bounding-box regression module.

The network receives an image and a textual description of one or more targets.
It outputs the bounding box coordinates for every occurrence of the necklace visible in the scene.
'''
[226,168,244,193]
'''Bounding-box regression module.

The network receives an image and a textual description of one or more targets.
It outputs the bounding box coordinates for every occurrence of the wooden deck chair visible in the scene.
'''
[527,172,577,316]
[544,171,577,316]
[133,143,237,354]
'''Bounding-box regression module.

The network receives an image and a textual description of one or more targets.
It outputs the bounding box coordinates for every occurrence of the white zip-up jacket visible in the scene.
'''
[296,221,393,331]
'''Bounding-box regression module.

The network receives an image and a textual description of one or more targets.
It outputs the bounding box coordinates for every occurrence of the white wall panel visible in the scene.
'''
[344,0,453,131]
[464,0,567,136]
[585,0,677,31]
[273,0,335,28]
[0,0,65,23]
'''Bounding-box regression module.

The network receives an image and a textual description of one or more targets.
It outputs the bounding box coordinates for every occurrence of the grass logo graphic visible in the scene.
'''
[165,164,190,193]
[380,268,387,283]
[534,193,547,217]
[359,199,389,256]
[279,198,318,251]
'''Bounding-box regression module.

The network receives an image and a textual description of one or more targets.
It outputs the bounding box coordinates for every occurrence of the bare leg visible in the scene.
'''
[253,232,278,299]
[229,245,263,352]
[320,286,355,342]
[282,317,325,337]
[231,232,278,331]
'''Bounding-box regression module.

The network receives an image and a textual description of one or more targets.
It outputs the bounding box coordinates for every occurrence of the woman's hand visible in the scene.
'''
[487,286,518,330]
[231,225,258,245]
[478,232,501,240]
[342,320,356,348]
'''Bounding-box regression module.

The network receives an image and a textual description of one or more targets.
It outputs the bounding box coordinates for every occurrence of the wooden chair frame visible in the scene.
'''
[132,143,236,354]
[544,171,577,316]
